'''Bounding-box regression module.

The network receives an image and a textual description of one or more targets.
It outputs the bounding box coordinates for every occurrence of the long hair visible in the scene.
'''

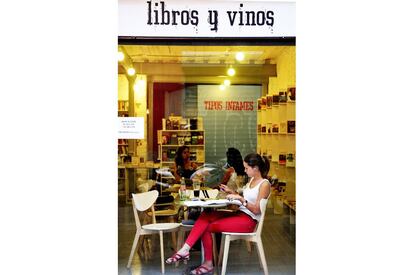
[243,153,270,178]
[175,145,189,167]
[226,147,246,176]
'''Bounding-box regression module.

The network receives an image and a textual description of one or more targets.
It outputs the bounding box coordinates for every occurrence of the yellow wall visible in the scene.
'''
[118,74,128,100]
[268,46,296,95]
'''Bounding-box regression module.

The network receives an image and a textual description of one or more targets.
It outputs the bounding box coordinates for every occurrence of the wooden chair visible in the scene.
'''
[127,190,181,274]
[218,198,269,275]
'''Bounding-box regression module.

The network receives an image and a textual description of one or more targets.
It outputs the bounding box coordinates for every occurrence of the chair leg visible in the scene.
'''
[246,240,252,253]
[218,234,225,266]
[169,217,177,249]
[256,239,269,275]
[159,231,165,274]
[220,235,231,275]
[127,232,140,268]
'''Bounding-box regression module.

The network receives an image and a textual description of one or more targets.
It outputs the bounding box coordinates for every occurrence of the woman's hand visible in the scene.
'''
[219,184,234,194]
[225,193,243,201]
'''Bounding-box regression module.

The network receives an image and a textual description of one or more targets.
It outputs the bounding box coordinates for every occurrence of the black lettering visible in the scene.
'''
[227,11,237,26]
[190,10,199,26]
[160,1,169,25]
[256,11,265,25]
[171,10,180,25]
[238,4,244,26]
[181,10,189,25]
[266,11,274,26]
[209,10,218,31]
[246,11,256,26]
[147,1,152,25]
[154,2,159,25]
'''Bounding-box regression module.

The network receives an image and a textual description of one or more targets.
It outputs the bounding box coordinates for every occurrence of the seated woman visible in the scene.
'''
[173,145,198,183]
[220,147,247,192]
[165,153,271,275]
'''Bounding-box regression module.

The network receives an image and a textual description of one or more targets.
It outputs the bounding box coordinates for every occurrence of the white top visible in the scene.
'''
[239,178,269,221]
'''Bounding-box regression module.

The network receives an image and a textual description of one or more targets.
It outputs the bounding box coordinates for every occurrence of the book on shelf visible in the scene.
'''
[266,95,272,108]
[197,134,204,145]
[272,94,279,106]
[279,91,287,103]
[288,86,296,101]
[196,149,204,162]
[286,153,295,167]
[287,121,295,133]
[189,151,197,161]
[272,124,279,133]
[178,136,185,146]
[167,149,176,159]
[279,154,286,165]
[280,122,287,133]
[170,133,178,145]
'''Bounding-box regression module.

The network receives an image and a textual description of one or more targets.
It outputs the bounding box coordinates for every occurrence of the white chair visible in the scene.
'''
[127,190,181,274]
[218,198,269,275]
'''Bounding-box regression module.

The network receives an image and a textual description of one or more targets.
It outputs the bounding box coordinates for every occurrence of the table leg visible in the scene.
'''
[160,230,165,274]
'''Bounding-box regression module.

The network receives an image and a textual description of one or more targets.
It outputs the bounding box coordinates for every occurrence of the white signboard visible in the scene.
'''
[118,117,144,139]
[119,0,295,37]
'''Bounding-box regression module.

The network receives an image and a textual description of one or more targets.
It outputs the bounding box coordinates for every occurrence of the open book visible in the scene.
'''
[183,199,242,207]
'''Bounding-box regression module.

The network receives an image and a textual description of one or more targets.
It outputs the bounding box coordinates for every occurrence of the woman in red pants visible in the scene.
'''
[166,153,271,275]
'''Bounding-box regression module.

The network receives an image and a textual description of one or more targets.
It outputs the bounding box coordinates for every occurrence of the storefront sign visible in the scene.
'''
[118,117,144,139]
[119,0,295,37]
[198,85,260,163]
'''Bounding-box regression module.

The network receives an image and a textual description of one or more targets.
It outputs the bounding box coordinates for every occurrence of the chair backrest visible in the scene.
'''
[254,198,268,236]
[131,190,159,228]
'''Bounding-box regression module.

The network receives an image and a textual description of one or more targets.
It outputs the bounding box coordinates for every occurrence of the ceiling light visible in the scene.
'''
[127,68,135,76]
[227,67,236,76]
[118,51,125,62]
[219,85,225,91]
[235,52,245,61]
[224,79,231,86]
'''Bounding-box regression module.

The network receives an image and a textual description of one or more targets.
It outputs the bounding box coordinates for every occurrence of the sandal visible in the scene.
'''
[165,251,190,264]
[190,264,214,275]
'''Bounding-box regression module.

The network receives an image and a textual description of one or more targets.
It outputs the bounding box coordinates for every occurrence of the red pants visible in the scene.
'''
[185,210,257,261]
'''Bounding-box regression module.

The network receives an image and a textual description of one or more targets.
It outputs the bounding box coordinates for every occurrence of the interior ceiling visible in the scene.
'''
[119,45,291,84]
[121,45,287,64]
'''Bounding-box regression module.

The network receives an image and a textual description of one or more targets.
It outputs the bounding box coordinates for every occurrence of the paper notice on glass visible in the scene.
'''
[118,117,144,139]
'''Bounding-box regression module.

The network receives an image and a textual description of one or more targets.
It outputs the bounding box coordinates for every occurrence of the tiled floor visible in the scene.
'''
[118,204,295,275]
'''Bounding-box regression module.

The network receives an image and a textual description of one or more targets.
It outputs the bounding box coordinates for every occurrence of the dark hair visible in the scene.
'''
[244,153,270,178]
[226,147,246,176]
[175,146,189,167]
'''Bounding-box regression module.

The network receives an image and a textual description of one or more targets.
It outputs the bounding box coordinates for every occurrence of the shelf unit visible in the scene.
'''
[257,96,295,167]
[118,100,129,203]
[157,129,205,169]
